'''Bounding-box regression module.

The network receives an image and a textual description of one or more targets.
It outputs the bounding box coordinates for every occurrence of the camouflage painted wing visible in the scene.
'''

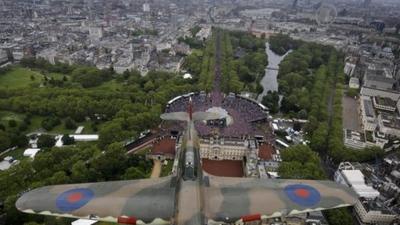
[192,112,223,121]
[160,112,189,121]
[16,176,175,224]
[161,112,223,122]
[204,176,358,223]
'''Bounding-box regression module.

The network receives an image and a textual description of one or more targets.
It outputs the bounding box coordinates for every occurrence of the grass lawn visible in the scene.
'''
[0,110,25,130]
[26,115,45,133]
[26,116,98,134]
[94,80,124,91]
[50,120,74,134]
[0,110,24,122]
[0,67,68,89]
[160,160,174,177]
[51,119,98,134]
[0,67,44,88]
[1,148,26,160]
[96,222,115,225]
[78,120,96,134]
[47,72,65,80]
[134,147,151,155]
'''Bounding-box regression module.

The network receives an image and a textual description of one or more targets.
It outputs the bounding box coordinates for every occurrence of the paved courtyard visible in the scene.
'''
[150,160,161,178]
[342,96,362,131]
[202,159,243,177]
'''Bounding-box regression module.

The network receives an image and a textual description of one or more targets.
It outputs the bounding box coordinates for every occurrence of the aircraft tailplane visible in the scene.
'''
[192,112,222,121]
[160,111,222,122]
[160,112,189,121]
[161,97,224,122]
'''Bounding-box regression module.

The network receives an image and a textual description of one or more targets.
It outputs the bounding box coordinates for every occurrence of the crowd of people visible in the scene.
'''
[222,95,267,123]
[165,92,211,113]
[165,91,268,138]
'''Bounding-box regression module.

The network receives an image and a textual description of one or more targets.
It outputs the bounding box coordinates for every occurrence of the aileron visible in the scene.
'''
[204,175,357,223]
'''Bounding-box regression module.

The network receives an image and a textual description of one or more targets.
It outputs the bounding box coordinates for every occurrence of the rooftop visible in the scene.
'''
[151,137,176,155]
[349,77,359,85]
[363,64,396,88]
[361,198,399,215]
[381,113,400,129]
[341,170,380,199]
[363,98,375,118]
[374,96,397,108]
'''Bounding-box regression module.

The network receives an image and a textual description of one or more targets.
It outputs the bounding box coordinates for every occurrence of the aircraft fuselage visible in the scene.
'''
[174,120,205,225]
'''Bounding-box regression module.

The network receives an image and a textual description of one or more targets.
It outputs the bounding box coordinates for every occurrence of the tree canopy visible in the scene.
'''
[269,33,301,55]
[0,56,198,224]
[278,145,326,179]
[182,28,268,94]
[272,36,383,163]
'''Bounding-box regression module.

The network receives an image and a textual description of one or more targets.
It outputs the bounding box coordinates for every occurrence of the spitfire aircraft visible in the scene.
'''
[16,98,358,225]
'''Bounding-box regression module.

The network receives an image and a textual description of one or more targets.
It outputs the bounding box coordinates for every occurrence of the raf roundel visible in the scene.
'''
[56,188,94,212]
[284,184,321,207]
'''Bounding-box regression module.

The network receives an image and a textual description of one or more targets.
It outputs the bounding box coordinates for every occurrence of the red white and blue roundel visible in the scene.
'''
[284,184,321,207]
[56,188,94,212]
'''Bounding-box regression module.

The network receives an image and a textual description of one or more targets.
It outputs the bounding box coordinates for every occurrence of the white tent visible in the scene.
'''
[71,219,97,225]
[0,160,11,171]
[339,170,380,199]
[55,135,64,147]
[183,73,192,79]
[75,126,85,134]
[23,148,41,158]
[70,135,99,141]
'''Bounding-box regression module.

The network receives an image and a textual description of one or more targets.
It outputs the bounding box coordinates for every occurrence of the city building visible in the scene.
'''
[360,96,376,131]
[199,137,253,161]
[354,198,399,225]
[335,162,380,199]
[349,77,360,89]
[88,26,104,41]
[344,62,356,77]
[0,50,8,65]
[363,67,397,92]
[335,159,400,225]
[377,113,400,137]
[372,96,397,112]
[361,87,400,100]
[142,3,150,13]
[196,26,212,40]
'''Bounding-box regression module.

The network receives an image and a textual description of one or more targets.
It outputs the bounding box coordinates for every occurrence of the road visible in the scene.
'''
[150,159,162,178]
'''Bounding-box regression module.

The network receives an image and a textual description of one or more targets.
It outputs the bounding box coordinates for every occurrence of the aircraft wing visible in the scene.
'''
[16,176,175,224]
[161,112,224,122]
[204,175,358,223]
[192,112,223,121]
[160,112,189,121]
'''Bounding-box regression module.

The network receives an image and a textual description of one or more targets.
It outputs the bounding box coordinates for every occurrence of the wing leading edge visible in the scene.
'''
[204,175,358,223]
[160,112,222,122]
[16,176,175,224]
